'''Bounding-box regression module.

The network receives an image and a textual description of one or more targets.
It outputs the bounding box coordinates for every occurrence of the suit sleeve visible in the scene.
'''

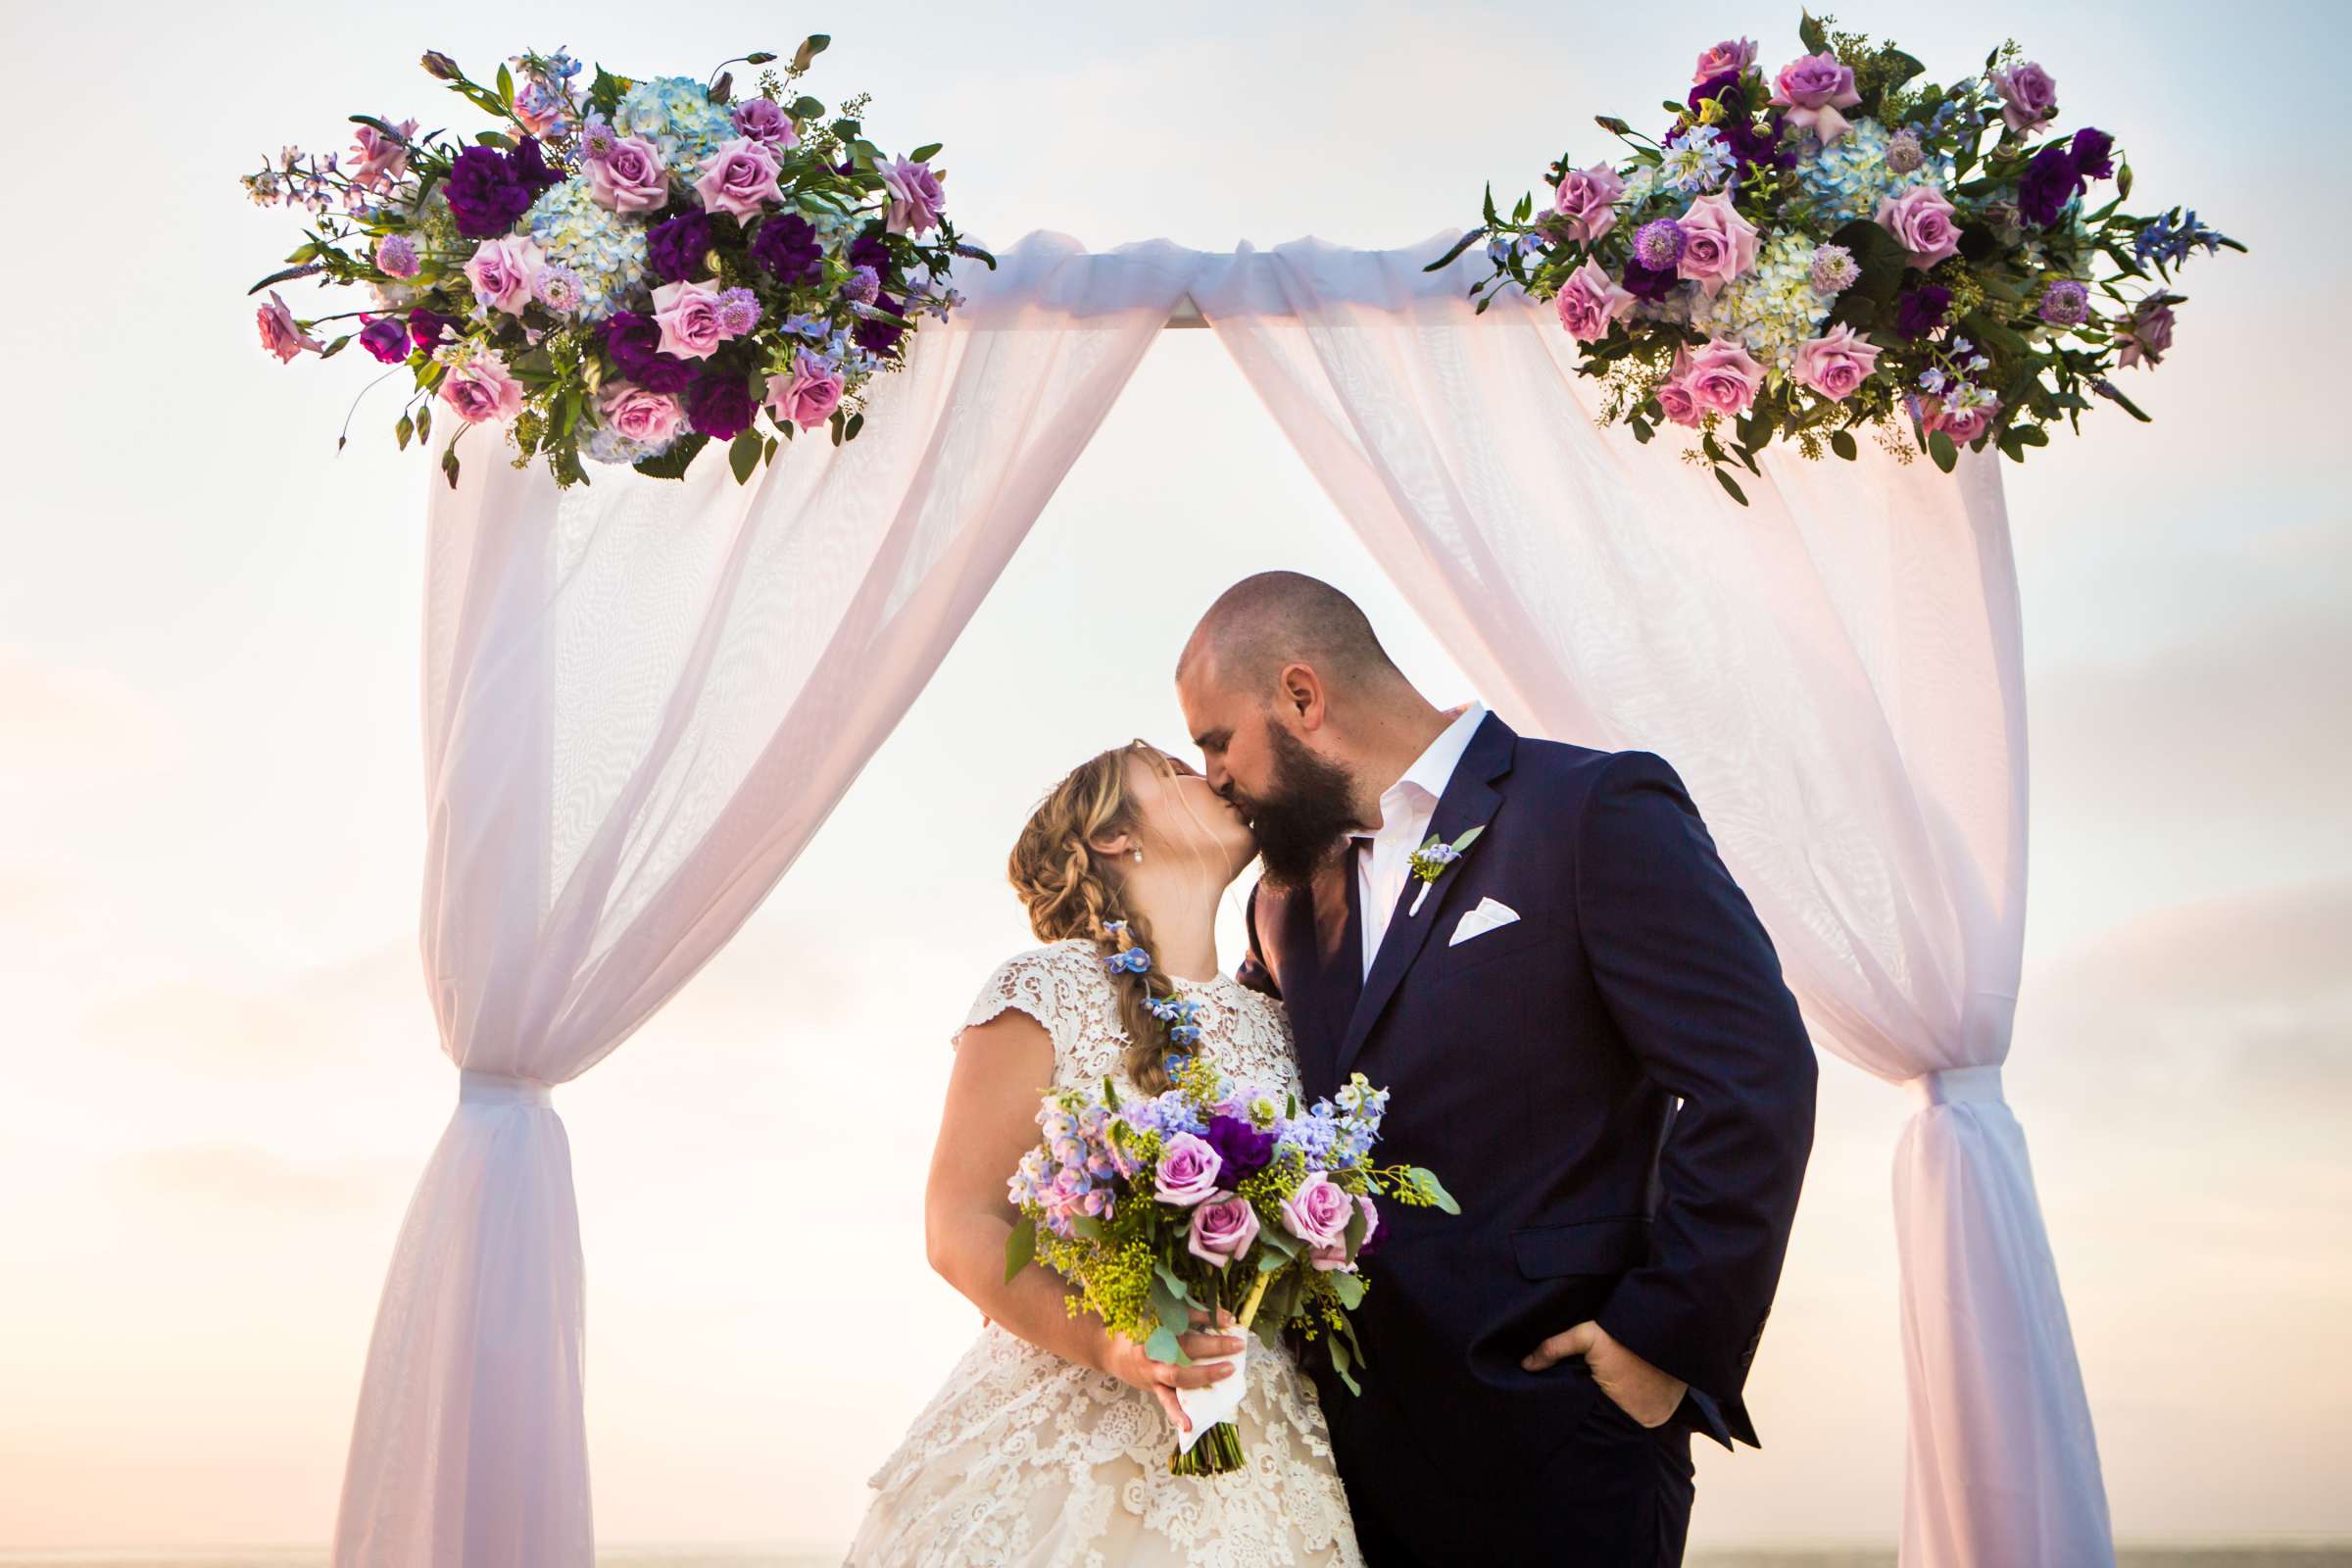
[1235,881,1283,1000]
[1579,750,1818,1414]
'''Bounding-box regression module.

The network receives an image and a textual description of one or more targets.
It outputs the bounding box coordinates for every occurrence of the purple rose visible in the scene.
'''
[359,315,412,365]
[1770,52,1863,144]
[878,155,946,236]
[1553,258,1637,343]
[1201,1115,1275,1181]
[588,136,671,215]
[647,211,713,284]
[732,96,799,149]
[1894,284,1952,340]
[1683,337,1765,416]
[2018,144,2082,228]
[442,144,532,239]
[1277,1171,1355,1250]
[1188,1193,1261,1268]
[693,137,784,220]
[1690,37,1757,85]
[1154,1132,1224,1206]
[685,368,759,440]
[2117,293,2179,369]
[1876,184,1961,269]
[1676,191,1760,295]
[2071,127,2115,181]
[1992,62,2059,134]
[1549,163,1625,244]
[750,213,823,283]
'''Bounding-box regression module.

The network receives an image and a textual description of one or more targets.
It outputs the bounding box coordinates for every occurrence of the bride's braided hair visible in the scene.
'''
[1007,740,1182,1095]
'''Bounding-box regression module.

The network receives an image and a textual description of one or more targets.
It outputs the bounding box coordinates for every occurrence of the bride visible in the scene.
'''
[848,741,1362,1566]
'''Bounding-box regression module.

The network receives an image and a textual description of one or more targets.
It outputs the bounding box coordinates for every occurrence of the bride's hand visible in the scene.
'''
[1100,1311,1246,1433]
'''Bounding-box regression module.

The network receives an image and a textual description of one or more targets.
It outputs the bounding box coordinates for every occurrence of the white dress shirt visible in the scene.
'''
[1350,702,1489,977]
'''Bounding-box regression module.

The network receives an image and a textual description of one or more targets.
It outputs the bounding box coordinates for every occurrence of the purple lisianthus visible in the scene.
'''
[685,367,759,440]
[603,311,697,394]
[442,145,533,238]
[2071,126,2116,181]
[1632,220,1687,271]
[848,231,892,274]
[1619,257,1681,302]
[646,211,714,283]
[2018,143,2082,228]
[408,308,454,351]
[510,136,564,200]
[1894,283,1952,340]
[854,292,906,358]
[1719,111,1793,173]
[2037,278,2090,326]
[1201,1114,1276,1181]
[359,315,411,364]
[750,213,823,283]
[1688,71,1744,115]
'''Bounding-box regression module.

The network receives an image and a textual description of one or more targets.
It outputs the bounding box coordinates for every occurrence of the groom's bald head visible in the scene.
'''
[1176,571,1401,697]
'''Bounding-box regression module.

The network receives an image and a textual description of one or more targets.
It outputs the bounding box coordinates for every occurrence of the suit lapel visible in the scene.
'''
[1334,713,1517,1080]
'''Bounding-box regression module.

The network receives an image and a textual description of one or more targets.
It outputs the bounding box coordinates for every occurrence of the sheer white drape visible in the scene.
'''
[332,233,1195,1567]
[1191,234,2112,1567]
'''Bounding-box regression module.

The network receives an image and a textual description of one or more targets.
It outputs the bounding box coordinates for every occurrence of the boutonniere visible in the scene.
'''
[1407,824,1486,915]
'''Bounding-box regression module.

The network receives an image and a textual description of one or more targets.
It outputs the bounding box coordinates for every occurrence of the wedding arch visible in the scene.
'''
[332,232,2111,1568]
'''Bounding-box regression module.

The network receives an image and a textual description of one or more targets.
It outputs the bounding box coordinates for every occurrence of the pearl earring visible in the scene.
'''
[1131,848,1144,863]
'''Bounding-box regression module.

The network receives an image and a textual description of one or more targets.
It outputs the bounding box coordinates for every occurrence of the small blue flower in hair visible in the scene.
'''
[1101,920,1152,975]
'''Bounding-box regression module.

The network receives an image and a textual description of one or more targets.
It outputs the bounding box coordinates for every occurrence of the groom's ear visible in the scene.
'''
[1277,662,1329,731]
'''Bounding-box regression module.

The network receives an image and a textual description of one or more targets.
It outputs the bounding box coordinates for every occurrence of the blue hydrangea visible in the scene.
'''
[1795,117,1950,227]
[523,177,648,321]
[611,74,740,173]
[581,419,675,466]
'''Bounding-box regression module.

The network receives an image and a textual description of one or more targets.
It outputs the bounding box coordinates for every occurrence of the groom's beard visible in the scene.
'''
[1236,725,1362,891]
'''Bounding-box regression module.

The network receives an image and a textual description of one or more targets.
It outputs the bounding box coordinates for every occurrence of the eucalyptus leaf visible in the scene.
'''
[1410,1167,1461,1216]
[1144,1325,1189,1366]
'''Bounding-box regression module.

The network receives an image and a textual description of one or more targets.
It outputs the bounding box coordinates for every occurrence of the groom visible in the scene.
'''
[1177,573,1818,1565]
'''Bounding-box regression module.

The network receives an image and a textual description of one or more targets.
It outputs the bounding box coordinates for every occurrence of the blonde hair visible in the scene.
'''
[1007,740,1181,1094]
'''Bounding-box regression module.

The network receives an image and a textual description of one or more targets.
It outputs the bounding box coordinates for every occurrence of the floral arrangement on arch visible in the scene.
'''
[242,39,988,489]
[1437,13,2240,502]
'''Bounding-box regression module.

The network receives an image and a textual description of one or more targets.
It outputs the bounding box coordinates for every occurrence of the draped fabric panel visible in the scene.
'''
[333,234,1196,1566]
[1191,234,2112,1568]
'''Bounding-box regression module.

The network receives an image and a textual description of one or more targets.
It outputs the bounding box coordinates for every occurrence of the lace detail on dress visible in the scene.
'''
[853,942,1360,1567]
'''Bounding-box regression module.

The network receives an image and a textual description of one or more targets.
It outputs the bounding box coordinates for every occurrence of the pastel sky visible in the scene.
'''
[1,0,2345,1552]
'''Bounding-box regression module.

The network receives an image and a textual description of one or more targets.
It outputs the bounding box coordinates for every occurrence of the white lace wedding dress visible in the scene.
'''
[847,939,1363,1567]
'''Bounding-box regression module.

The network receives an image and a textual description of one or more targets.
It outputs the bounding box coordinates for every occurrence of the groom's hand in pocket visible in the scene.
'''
[1522,1320,1688,1428]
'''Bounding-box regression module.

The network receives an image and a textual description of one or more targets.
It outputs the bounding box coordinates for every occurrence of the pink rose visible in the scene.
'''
[1991,62,2059,134]
[1692,37,1757,85]
[1153,1132,1224,1208]
[1188,1193,1261,1268]
[1549,163,1626,244]
[597,381,685,445]
[462,235,545,316]
[587,136,670,214]
[348,117,417,191]
[1770,53,1864,145]
[1789,322,1883,402]
[732,96,799,149]
[1916,394,2000,445]
[763,351,846,430]
[439,353,525,424]
[650,279,734,360]
[1877,184,1961,270]
[255,290,323,362]
[692,136,783,220]
[879,156,947,237]
[1675,192,1760,296]
[1653,371,1704,427]
[1553,258,1636,344]
[1683,338,1765,416]
[1277,1171,1355,1250]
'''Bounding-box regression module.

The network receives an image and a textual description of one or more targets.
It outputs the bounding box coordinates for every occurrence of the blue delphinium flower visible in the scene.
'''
[1659,124,1738,194]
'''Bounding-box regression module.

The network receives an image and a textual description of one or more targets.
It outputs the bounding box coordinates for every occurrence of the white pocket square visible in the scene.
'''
[1448,898,1521,948]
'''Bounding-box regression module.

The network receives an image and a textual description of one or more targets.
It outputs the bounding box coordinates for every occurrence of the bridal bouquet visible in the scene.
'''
[1439,13,2241,502]
[241,40,987,490]
[1005,1059,1456,1476]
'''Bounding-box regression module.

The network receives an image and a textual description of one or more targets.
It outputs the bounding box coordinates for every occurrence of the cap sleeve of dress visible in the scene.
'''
[955,942,1097,1057]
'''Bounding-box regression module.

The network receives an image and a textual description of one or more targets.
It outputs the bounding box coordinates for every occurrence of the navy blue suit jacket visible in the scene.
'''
[1242,714,1816,1529]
